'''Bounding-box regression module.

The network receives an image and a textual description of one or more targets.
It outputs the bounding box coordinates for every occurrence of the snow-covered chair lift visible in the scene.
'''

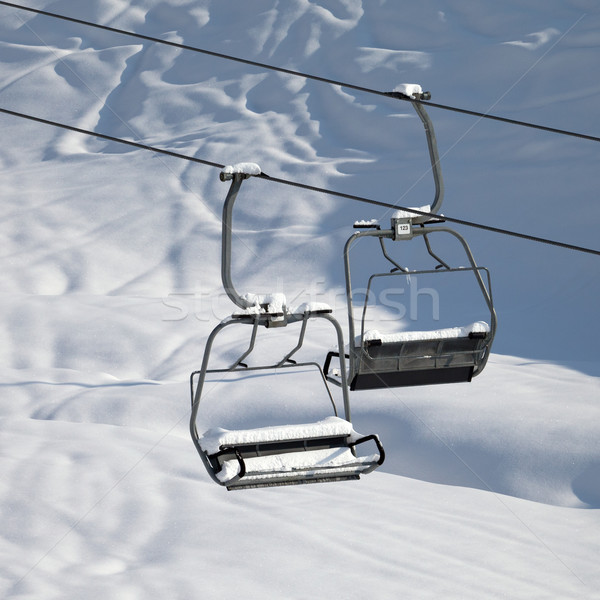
[326,87,497,390]
[337,223,496,390]
[189,165,384,490]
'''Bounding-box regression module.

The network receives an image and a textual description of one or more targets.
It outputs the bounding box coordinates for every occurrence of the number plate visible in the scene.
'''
[395,221,412,237]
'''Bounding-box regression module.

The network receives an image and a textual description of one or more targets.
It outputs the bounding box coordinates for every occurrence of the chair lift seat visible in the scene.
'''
[199,417,384,490]
[351,321,491,390]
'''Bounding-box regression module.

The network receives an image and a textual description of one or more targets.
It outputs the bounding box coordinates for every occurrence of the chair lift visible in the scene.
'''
[189,164,384,490]
[325,87,497,391]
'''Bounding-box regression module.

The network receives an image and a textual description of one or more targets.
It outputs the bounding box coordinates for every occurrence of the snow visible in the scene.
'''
[1,1,600,598]
[362,321,490,344]
[236,296,331,316]
[392,204,431,219]
[200,416,353,455]
[393,83,424,98]
[354,218,379,227]
[220,162,262,178]
[503,28,561,51]
[291,301,332,314]
[239,292,287,314]
[214,447,379,484]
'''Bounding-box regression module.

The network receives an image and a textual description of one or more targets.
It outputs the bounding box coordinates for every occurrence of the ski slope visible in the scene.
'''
[1,1,599,598]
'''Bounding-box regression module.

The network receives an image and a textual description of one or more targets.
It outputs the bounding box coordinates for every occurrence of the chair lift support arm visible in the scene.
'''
[220,172,256,310]
[412,100,444,216]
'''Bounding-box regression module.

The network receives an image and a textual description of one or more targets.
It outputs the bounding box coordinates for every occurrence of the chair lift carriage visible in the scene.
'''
[189,165,384,490]
[334,220,497,390]
[324,87,497,390]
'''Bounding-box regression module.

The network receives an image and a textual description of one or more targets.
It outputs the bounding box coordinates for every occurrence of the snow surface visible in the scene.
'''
[1,1,599,598]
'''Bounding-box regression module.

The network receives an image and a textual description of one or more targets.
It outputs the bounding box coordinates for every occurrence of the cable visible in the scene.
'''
[2,0,600,144]
[2,105,599,257]
[0,107,225,170]
[412,97,600,143]
[260,172,600,256]
[0,1,383,97]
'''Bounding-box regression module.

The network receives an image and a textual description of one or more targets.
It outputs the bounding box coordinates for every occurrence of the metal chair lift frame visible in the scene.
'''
[326,93,497,390]
[341,226,497,390]
[189,169,384,490]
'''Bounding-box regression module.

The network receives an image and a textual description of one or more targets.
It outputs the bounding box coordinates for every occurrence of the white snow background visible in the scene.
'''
[1,0,599,598]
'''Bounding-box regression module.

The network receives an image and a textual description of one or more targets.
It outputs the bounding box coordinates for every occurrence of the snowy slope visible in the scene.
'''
[1,1,599,598]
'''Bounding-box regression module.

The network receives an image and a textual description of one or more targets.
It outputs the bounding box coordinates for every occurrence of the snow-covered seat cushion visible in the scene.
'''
[357,321,490,346]
[199,417,381,485]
